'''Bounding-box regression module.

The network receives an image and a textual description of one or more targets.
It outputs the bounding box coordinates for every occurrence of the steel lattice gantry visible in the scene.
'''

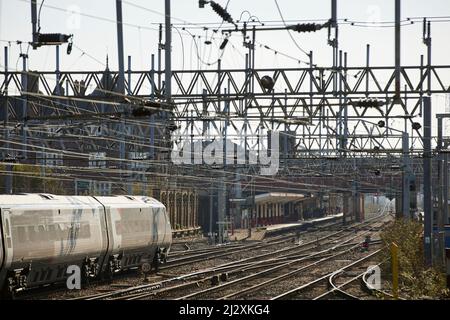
[0,62,450,195]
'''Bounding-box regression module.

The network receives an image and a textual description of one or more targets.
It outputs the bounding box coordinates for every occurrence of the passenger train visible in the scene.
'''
[0,194,172,296]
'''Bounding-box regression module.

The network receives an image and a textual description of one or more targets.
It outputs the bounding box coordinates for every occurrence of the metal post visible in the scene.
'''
[423,96,432,267]
[127,55,131,95]
[115,0,125,95]
[251,26,256,96]
[391,242,399,299]
[394,0,401,102]
[444,153,449,225]
[21,53,28,160]
[331,0,338,94]
[365,44,370,97]
[427,21,431,95]
[165,0,172,102]
[402,131,410,218]
[3,46,12,193]
[56,45,60,95]
[150,54,155,159]
[31,0,38,45]
[116,0,127,193]
[437,116,446,266]
[218,176,226,244]
[158,24,162,93]
[420,55,424,117]
[343,52,348,157]
[209,184,214,242]
[438,154,446,265]
[244,53,249,156]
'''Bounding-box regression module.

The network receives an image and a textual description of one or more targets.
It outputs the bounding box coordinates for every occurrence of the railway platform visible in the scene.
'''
[231,213,343,241]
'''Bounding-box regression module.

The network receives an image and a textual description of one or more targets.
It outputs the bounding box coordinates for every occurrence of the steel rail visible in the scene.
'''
[177,218,386,300]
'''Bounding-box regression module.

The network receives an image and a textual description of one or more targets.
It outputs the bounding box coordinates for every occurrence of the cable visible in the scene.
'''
[14,0,159,32]
[172,26,185,95]
[179,27,227,66]
[273,0,310,58]
[37,0,44,33]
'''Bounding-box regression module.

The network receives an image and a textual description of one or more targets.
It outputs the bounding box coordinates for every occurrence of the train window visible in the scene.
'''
[38,225,47,241]
[79,223,91,238]
[48,224,57,239]
[39,194,54,200]
[5,218,10,237]
[56,224,64,238]
[28,226,37,241]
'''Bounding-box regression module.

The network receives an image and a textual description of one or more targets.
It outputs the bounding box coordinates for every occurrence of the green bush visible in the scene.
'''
[380,218,449,299]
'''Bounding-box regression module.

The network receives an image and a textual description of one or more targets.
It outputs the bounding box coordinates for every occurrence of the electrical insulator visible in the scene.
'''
[210,1,233,24]
[219,38,229,50]
[67,42,73,55]
[37,33,71,45]
[290,23,322,33]
[354,99,385,108]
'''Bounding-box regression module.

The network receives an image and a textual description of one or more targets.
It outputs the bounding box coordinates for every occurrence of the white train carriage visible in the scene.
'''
[0,194,172,295]
[95,195,172,276]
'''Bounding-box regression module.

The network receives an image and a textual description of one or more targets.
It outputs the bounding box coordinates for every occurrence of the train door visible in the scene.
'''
[0,210,3,272]
[0,210,13,270]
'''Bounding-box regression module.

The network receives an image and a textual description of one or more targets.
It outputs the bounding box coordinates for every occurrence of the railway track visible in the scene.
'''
[184,222,386,300]
[76,213,388,300]
[271,248,382,300]
[18,215,344,300]
[164,217,346,265]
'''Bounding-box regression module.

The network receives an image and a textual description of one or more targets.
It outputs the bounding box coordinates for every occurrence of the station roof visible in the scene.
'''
[254,192,308,204]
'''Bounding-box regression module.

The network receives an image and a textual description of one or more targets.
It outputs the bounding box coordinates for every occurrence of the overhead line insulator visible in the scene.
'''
[210,1,234,24]
[289,23,324,33]
[352,99,385,108]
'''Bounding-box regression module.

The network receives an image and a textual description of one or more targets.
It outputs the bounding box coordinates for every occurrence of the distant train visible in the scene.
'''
[0,194,172,296]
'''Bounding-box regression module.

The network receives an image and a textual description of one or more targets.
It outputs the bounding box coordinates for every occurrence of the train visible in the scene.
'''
[0,194,172,296]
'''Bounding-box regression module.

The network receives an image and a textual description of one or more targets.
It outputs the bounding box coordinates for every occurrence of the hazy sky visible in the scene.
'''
[1,0,450,71]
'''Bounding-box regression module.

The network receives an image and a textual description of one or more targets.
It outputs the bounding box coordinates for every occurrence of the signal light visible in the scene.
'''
[260,75,275,92]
